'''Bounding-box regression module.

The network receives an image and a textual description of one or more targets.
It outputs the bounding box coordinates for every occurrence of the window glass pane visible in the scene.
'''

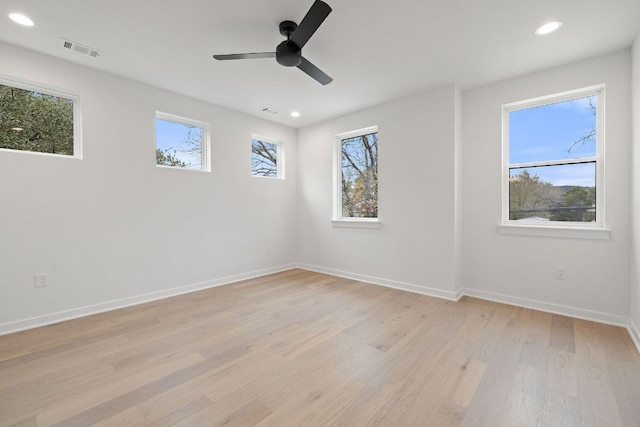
[341,132,378,218]
[509,162,596,222]
[0,83,74,155]
[509,96,597,164]
[251,139,278,177]
[155,118,202,170]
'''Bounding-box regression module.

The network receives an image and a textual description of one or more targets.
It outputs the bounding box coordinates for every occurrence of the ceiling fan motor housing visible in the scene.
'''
[276,40,302,67]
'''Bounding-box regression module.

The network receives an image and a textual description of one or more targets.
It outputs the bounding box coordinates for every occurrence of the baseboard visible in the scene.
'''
[629,318,640,354]
[0,264,297,336]
[463,288,628,327]
[297,263,462,301]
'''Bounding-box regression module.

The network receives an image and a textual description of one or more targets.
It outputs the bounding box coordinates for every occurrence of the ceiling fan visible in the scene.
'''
[213,0,333,85]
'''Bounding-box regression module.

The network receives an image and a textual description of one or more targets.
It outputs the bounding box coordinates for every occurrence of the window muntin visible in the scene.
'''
[503,86,603,226]
[251,136,283,178]
[155,112,209,171]
[0,79,79,157]
[334,126,378,220]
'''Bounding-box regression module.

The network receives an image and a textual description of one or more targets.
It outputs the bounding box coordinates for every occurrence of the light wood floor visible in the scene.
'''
[1,269,639,426]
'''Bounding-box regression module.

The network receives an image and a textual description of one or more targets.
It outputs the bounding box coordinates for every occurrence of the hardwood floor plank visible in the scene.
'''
[0,335,131,387]
[546,348,578,398]
[520,331,550,369]
[0,269,638,426]
[573,319,625,427]
[92,405,146,427]
[440,356,488,409]
[418,355,488,426]
[461,304,534,426]
[331,375,412,426]
[462,301,517,364]
[606,358,640,425]
[257,377,366,427]
[542,388,581,427]
[39,352,205,426]
[6,416,37,427]
[143,394,212,427]
[213,398,272,427]
[501,364,544,426]
[549,314,576,353]
[0,361,114,425]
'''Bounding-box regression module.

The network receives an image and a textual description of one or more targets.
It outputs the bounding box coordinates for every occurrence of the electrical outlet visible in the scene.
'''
[554,267,566,280]
[34,273,48,287]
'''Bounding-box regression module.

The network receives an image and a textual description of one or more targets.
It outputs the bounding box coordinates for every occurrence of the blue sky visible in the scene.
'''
[155,118,201,168]
[509,96,596,186]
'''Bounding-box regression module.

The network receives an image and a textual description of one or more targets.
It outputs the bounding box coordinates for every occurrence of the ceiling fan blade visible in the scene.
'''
[290,0,332,49]
[213,52,276,60]
[297,56,332,85]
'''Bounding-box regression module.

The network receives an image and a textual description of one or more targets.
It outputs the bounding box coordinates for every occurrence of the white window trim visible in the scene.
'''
[155,111,210,172]
[333,125,380,227]
[332,218,380,229]
[251,134,284,179]
[497,224,611,240]
[500,85,609,239]
[0,75,82,159]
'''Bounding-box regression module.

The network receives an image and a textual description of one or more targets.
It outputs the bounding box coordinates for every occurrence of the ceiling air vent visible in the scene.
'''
[61,39,101,58]
[261,107,278,115]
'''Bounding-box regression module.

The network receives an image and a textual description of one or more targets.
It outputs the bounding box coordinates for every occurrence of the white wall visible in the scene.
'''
[462,50,632,323]
[296,85,461,299]
[0,41,297,333]
[631,33,640,340]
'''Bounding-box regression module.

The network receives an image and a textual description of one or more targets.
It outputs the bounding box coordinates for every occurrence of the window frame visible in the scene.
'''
[251,134,284,179]
[0,76,81,159]
[500,85,608,238]
[333,125,380,228]
[155,111,210,172]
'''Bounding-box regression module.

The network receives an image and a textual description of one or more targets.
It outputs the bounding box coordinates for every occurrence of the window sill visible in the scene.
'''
[497,224,611,240]
[251,175,284,180]
[156,165,210,173]
[332,218,380,229]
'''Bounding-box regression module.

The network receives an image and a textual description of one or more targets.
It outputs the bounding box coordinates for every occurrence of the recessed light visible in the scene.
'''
[290,111,300,118]
[535,21,562,36]
[9,13,34,27]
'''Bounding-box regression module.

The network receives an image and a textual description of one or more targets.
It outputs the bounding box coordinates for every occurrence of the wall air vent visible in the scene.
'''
[61,39,101,58]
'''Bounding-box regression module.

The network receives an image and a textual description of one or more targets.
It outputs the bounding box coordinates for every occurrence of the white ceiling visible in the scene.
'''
[0,0,639,128]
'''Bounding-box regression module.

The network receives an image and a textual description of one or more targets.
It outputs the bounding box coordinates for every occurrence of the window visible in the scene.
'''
[155,112,209,171]
[251,136,283,178]
[0,78,79,157]
[334,126,379,224]
[503,86,603,228]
